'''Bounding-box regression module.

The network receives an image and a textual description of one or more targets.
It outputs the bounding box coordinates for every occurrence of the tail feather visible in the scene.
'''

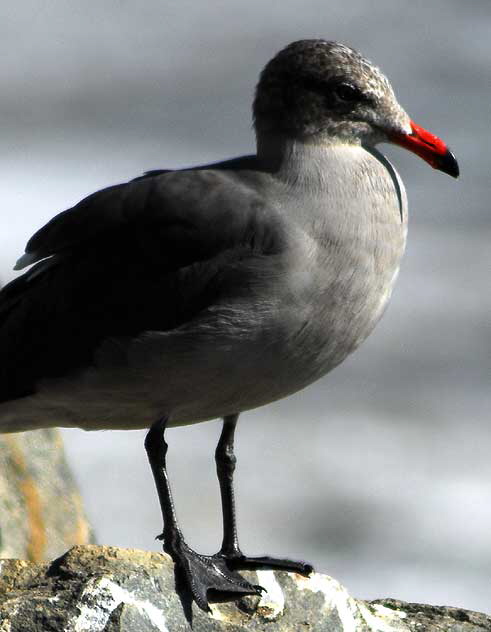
[0,256,65,403]
[0,256,59,322]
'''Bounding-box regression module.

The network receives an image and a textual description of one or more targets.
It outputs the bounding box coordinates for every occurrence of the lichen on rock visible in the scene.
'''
[0,429,94,562]
[1,545,489,631]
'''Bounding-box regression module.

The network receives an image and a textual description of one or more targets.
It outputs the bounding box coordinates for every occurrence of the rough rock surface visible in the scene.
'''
[0,545,489,631]
[0,430,93,561]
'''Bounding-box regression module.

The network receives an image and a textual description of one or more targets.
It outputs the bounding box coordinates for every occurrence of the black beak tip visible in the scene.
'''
[438,148,459,179]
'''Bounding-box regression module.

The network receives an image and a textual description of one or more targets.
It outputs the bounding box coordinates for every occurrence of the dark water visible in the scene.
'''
[2,0,490,613]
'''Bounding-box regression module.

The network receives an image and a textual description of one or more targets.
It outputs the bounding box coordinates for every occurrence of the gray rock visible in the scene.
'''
[0,429,94,561]
[0,545,489,631]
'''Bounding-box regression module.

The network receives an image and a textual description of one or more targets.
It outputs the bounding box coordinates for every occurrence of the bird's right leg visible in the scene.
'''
[144,418,183,555]
[144,417,262,613]
[214,414,313,575]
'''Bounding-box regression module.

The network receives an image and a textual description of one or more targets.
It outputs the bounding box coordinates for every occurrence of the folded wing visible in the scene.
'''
[0,166,285,402]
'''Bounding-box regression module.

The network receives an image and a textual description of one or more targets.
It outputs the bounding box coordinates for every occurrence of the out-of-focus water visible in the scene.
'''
[2,0,490,613]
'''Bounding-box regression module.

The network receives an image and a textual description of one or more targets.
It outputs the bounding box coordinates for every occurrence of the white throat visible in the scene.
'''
[257,133,373,191]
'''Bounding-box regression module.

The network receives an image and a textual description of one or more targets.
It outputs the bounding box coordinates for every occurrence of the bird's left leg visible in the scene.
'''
[214,413,313,575]
[145,417,263,612]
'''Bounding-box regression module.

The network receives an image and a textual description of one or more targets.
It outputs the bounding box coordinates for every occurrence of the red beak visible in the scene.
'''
[389,120,459,178]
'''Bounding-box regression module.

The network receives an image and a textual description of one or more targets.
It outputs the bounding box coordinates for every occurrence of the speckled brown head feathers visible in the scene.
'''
[253,40,410,144]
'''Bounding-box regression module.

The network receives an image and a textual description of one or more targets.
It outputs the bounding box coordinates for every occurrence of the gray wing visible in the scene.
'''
[0,166,285,402]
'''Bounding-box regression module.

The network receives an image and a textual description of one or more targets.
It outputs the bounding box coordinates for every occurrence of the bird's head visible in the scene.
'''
[253,40,458,178]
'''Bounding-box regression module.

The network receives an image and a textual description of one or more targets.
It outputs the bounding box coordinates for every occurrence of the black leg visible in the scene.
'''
[214,414,314,576]
[215,414,242,557]
[145,417,262,613]
[144,417,182,551]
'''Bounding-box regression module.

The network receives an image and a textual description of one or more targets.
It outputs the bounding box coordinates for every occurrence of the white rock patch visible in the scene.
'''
[256,570,285,619]
[294,573,407,632]
[67,576,168,632]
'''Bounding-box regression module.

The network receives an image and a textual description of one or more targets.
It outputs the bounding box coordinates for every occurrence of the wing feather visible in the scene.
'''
[0,165,285,402]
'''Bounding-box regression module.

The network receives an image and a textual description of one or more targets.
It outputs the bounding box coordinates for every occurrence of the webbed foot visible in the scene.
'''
[165,538,264,612]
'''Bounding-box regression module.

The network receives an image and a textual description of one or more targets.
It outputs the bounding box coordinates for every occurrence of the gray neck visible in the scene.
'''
[257,134,385,196]
[256,131,407,258]
[256,132,365,188]
[257,133,405,224]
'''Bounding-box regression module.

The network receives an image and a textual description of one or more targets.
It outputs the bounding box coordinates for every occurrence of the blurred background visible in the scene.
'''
[1,0,490,613]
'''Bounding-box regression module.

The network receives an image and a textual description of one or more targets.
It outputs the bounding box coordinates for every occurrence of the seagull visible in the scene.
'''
[0,40,458,611]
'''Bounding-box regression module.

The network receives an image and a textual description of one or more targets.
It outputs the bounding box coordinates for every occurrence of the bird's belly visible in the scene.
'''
[168,258,401,424]
[0,281,392,434]
[0,245,402,433]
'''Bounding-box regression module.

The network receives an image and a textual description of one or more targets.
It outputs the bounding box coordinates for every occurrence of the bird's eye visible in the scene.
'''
[333,83,361,102]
